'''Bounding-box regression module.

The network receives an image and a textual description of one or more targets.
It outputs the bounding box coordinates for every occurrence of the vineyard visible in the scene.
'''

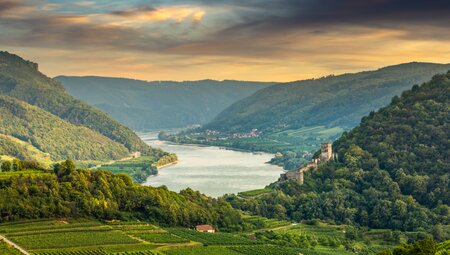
[168,229,257,245]
[131,233,189,244]
[0,239,22,255]
[0,219,424,255]
[241,215,291,229]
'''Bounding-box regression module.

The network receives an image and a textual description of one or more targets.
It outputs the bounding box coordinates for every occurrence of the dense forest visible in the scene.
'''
[0,160,243,231]
[378,239,450,255]
[206,62,450,133]
[0,51,168,162]
[0,95,129,161]
[225,73,450,233]
[173,63,450,171]
[0,51,154,154]
[57,76,274,130]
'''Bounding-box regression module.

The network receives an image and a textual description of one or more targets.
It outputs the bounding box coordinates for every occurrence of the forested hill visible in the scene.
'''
[56,76,274,130]
[332,71,450,208]
[226,72,450,231]
[0,160,242,231]
[0,51,153,154]
[206,62,450,133]
[0,95,129,161]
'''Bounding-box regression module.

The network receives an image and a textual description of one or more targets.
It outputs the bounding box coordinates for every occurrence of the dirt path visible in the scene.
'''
[0,235,30,255]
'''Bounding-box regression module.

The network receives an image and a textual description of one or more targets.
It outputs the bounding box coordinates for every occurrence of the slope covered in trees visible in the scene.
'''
[0,160,243,231]
[207,62,450,133]
[0,51,152,154]
[226,73,450,232]
[182,63,450,170]
[56,76,274,130]
[0,95,129,161]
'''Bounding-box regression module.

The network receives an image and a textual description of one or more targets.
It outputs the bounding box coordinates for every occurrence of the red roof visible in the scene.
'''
[196,224,214,231]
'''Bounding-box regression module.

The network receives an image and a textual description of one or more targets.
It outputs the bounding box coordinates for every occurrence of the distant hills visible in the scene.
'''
[55,76,274,130]
[228,71,450,231]
[174,62,450,169]
[0,51,160,161]
[207,62,450,132]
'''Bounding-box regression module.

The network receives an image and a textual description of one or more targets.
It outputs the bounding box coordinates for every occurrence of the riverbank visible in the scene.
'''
[141,133,284,197]
[159,138,300,169]
[156,161,178,169]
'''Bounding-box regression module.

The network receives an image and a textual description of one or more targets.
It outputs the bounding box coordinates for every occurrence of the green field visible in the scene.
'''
[168,229,257,245]
[0,219,435,255]
[242,215,291,230]
[238,188,273,197]
[97,156,158,183]
[132,232,189,244]
[0,134,53,167]
[0,240,22,255]
[0,170,52,181]
[98,156,157,174]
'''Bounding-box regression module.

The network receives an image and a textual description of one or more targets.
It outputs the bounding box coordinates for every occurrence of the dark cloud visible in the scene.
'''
[0,0,23,14]
[0,0,449,59]
[210,0,450,37]
[110,5,155,17]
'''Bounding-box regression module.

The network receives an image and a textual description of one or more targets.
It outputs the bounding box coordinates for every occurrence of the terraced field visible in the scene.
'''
[0,220,163,255]
[0,239,22,255]
[0,219,428,255]
[241,215,291,230]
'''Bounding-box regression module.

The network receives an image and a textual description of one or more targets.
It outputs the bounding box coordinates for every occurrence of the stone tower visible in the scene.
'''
[320,143,332,162]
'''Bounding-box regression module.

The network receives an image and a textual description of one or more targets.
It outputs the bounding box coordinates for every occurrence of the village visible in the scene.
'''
[192,129,261,142]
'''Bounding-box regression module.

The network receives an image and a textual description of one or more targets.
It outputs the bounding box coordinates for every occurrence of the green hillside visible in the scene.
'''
[0,51,153,154]
[0,160,242,230]
[226,72,450,232]
[0,95,129,161]
[56,76,274,130]
[175,62,450,169]
[207,62,450,132]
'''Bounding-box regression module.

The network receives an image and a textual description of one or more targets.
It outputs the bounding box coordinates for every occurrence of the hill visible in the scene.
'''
[56,76,274,130]
[0,160,242,230]
[178,62,450,169]
[0,95,129,161]
[207,62,450,132]
[0,161,433,255]
[226,72,450,232]
[0,51,153,154]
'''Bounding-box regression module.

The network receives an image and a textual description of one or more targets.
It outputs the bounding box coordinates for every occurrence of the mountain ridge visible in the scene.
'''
[0,95,129,161]
[227,72,450,231]
[56,75,275,130]
[0,51,155,156]
[0,51,164,162]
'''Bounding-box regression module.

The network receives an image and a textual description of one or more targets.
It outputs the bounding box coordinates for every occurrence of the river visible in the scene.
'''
[139,132,283,197]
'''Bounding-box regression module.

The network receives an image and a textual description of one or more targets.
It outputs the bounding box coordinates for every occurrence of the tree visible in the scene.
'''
[54,159,76,179]
[11,159,23,171]
[1,161,11,172]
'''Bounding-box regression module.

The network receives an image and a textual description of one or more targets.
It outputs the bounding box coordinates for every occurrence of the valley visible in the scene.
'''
[165,62,450,171]
[140,132,283,197]
[0,0,449,252]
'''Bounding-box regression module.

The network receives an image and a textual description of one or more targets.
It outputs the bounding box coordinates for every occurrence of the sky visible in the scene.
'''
[0,0,449,82]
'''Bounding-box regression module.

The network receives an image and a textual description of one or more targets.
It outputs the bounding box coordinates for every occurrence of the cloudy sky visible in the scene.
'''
[1,0,449,81]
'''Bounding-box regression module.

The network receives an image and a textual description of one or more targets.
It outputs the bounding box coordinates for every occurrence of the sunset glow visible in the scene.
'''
[0,0,449,81]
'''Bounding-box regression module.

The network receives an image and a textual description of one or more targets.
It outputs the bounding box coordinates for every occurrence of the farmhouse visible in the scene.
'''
[195,224,215,233]
[279,142,336,184]
[130,151,141,158]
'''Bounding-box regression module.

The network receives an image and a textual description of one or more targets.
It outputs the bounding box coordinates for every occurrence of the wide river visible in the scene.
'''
[139,132,283,197]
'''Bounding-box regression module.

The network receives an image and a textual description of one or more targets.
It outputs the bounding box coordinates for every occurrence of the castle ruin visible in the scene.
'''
[278,142,335,185]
